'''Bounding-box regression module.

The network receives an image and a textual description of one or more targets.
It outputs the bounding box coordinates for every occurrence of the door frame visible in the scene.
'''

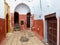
[14,11,19,24]
[14,11,19,31]
[26,12,31,29]
[44,13,58,45]
[5,13,10,33]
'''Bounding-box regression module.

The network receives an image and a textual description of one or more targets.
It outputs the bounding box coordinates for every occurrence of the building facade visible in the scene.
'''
[0,0,60,45]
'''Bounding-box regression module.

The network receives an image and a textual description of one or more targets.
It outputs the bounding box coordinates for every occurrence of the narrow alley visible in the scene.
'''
[0,0,60,45]
[4,30,45,45]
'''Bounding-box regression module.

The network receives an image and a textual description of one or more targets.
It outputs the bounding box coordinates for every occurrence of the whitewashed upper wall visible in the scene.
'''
[6,0,41,20]
[15,3,31,14]
[41,0,60,18]
[6,0,60,19]
[0,0,4,19]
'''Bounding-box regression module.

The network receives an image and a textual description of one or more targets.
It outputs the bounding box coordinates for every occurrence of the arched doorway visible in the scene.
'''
[14,12,19,24]
[14,12,20,31]
[14,3,31,14]
[14,3,31,30]
[27,12,31,28]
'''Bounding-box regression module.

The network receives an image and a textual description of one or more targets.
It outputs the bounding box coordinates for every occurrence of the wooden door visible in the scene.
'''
[47,17,57,45]
[27,12,31,28]
[14,12,19,24]
[27,15,30,28]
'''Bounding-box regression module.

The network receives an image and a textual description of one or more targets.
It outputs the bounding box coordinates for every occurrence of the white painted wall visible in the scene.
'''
[0,0,4,19]
[15,3,30,14]
[4,0,60,19]
[41,0,60,18]
[6,0,41,19]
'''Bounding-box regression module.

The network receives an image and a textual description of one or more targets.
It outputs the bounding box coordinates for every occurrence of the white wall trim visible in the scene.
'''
[57,17,59,45]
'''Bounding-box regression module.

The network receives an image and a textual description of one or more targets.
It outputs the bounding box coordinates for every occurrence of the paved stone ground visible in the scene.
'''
[4,30,45,45]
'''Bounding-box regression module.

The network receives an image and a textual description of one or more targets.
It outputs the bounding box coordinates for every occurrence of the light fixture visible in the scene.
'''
[15,0,16,1]
[27,0,33,2]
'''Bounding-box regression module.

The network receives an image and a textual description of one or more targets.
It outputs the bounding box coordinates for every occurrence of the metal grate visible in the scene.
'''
[20,37,29,42]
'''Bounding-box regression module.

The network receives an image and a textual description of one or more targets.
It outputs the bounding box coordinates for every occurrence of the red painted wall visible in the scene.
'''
[0,18,6,44]
[19,14,27,30]
[32,20,44,40]
[10,13,44,40]
[11,13,34,31]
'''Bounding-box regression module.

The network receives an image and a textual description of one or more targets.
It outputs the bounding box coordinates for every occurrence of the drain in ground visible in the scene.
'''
[20,37,29,42]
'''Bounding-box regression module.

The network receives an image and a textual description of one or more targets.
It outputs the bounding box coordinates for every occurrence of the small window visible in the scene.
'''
[21,20,24,25]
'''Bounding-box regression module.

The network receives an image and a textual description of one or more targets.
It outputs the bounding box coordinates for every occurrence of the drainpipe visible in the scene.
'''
[39,0,42,19]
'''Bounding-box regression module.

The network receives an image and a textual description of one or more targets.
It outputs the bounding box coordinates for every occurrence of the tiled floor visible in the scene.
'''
[4,30,45,45]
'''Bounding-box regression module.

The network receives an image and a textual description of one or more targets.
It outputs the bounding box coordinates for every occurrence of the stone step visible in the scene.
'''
[14,24,20,31]
[15,26,20,28]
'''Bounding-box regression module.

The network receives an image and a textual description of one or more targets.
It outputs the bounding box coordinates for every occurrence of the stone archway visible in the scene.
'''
[14,3,32,30]
[14,3,31,14]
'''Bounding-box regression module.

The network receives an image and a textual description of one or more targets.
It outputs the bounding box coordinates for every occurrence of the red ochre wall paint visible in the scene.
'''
[11,13,34,31]
[0,18,6,44]
[19,14,27,30]
[10,13,44,40]
[0,13,44,44]
[19,14,34,30]
[32,20,44,40]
